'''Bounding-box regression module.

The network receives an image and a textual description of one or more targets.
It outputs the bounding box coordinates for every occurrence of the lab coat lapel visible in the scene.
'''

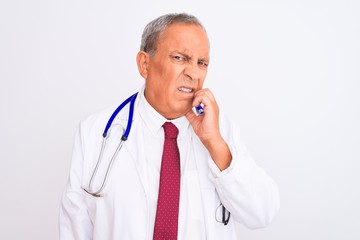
[192,130,216,240]
[115,107,149,199]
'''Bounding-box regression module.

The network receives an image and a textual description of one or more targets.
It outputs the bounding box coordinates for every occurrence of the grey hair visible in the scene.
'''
[140,13,206,57]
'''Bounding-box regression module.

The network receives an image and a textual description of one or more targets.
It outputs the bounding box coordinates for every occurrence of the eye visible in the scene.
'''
[198,60,209,68]
[173,55,187,61]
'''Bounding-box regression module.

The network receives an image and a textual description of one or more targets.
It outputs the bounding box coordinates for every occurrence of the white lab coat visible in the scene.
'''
[59,94,280,240]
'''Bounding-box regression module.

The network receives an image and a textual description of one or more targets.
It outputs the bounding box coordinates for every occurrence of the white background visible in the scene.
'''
[1,0,359,239]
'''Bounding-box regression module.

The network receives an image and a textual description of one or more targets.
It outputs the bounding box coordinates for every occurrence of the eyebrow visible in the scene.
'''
[173,50,209,62]
[198,57,209,63]
[173,51,191,59]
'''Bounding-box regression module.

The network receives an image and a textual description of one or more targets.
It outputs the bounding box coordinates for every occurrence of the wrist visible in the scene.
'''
[203,135,232,171]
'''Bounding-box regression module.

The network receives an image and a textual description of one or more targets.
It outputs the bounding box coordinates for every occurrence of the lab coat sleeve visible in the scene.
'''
[208,116,280,229]
[59,121,93,240]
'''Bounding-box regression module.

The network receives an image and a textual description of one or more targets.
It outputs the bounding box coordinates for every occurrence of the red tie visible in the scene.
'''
[153,122,181,240]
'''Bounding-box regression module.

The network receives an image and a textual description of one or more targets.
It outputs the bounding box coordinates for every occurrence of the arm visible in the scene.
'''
[185,88,232,171]
[186,89,280,229]
[209,116,280,228]
[59,123,92,240]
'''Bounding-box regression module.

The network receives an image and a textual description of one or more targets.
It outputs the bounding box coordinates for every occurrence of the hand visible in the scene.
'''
[185,89,232,171]
[185,88,220,143]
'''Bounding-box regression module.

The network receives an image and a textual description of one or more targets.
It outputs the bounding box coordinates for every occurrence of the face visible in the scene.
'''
[138,23,210,119]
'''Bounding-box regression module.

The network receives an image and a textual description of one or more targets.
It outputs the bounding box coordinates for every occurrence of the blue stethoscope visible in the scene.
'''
[83,93,208,197]
[81,92,231,224]
[82,92,204,197]
[83,92,138,197]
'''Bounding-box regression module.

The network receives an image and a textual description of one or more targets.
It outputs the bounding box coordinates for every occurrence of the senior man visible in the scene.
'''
[60,13,280,240]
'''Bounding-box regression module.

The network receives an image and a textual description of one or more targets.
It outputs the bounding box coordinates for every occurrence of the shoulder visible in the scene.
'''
[80,105,119,130]
[77,90,142,135]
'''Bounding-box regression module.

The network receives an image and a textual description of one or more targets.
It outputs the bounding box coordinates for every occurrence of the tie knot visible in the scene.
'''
[163,122,179,139]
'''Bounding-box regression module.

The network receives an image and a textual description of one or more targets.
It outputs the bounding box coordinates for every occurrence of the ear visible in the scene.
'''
[136,51,150,79]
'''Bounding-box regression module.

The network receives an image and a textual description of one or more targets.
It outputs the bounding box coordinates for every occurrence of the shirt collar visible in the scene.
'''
[138,86,190,138]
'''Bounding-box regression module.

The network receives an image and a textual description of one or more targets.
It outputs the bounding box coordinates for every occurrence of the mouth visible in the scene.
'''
[178,87,194,93]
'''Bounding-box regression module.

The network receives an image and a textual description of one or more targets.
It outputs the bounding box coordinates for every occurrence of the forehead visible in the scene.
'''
[157,23,210,55]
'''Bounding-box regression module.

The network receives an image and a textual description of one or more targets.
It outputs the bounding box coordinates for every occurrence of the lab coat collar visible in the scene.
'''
[110,91,151,202]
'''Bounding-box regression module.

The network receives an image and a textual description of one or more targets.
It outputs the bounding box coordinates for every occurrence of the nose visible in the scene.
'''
[183,63,201,82]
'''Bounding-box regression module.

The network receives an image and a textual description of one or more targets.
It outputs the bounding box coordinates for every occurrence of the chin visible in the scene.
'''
[163,107,187,119]
[177,107,193,117]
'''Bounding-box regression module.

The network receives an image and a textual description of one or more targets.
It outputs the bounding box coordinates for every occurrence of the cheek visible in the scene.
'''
[199,78,205,86]
[199,75,207,87]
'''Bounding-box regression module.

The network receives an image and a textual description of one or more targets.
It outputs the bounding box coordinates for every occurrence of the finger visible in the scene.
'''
[185,109,202,124]
[193,89,216,109]
[194,88,215,101]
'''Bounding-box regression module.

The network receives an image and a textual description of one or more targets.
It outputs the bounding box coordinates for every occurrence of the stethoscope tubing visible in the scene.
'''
[83,92,138,197]
[103,92,138,138]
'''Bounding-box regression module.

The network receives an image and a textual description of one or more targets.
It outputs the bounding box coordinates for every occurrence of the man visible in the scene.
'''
[60,13,280,239]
